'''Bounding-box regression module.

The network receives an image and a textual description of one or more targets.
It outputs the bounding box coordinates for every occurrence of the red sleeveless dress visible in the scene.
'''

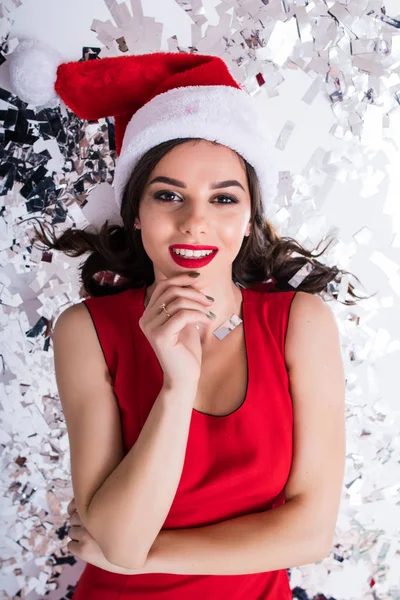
[72,283,296,599]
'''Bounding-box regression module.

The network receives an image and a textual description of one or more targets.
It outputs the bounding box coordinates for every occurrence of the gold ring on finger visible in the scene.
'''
[159,302,171,318]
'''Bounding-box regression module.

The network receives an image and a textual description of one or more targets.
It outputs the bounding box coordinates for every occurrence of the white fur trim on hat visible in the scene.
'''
[8,39,63,108]
[113,86,279,215]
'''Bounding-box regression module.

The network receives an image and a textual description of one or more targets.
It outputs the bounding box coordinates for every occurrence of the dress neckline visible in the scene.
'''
[139,284,250,419]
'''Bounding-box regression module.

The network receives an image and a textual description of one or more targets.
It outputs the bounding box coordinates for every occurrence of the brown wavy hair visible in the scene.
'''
[31,137,375,305]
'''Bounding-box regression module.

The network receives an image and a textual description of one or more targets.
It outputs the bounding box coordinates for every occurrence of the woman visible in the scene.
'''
[14,42,371,599]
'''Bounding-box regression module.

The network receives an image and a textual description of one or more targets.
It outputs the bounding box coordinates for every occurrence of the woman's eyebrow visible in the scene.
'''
[148,175,245,191]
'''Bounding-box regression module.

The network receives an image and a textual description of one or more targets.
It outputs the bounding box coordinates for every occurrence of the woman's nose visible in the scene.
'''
[180,218,208,235]
[178,210,209,232]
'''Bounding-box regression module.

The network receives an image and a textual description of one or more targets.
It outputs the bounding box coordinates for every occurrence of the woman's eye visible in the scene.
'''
[153,191,238,204]
[154,191,178,202]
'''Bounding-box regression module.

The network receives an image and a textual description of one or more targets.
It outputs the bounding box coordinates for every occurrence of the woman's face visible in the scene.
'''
[135,139,252,284]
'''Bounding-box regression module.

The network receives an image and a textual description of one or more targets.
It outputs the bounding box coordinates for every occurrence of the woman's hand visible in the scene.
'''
[66,497,116,571]
[66,497,150,574]
[139,272,215,388]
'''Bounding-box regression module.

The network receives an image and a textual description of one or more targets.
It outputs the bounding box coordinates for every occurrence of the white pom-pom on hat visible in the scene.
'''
[8,38,64,108]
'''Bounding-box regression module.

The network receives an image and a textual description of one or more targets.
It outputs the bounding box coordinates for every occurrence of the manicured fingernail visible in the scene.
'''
[188,272,200,277]
[207,311,216,320]
[205,295,215,301]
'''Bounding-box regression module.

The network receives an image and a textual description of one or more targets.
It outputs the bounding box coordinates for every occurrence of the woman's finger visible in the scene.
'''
[67,498,76,515]
[68,525,82,541]
[67,539,82,558]
[67,539,78,550]
[69,511,82,526]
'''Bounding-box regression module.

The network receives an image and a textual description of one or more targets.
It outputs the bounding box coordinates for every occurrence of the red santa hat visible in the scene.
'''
[8,39,278,229]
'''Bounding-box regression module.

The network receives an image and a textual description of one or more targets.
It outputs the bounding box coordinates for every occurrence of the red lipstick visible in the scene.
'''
[169,244,218,269]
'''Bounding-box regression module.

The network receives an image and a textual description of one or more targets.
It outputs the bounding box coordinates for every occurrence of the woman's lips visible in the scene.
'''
[169,248,218,268]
